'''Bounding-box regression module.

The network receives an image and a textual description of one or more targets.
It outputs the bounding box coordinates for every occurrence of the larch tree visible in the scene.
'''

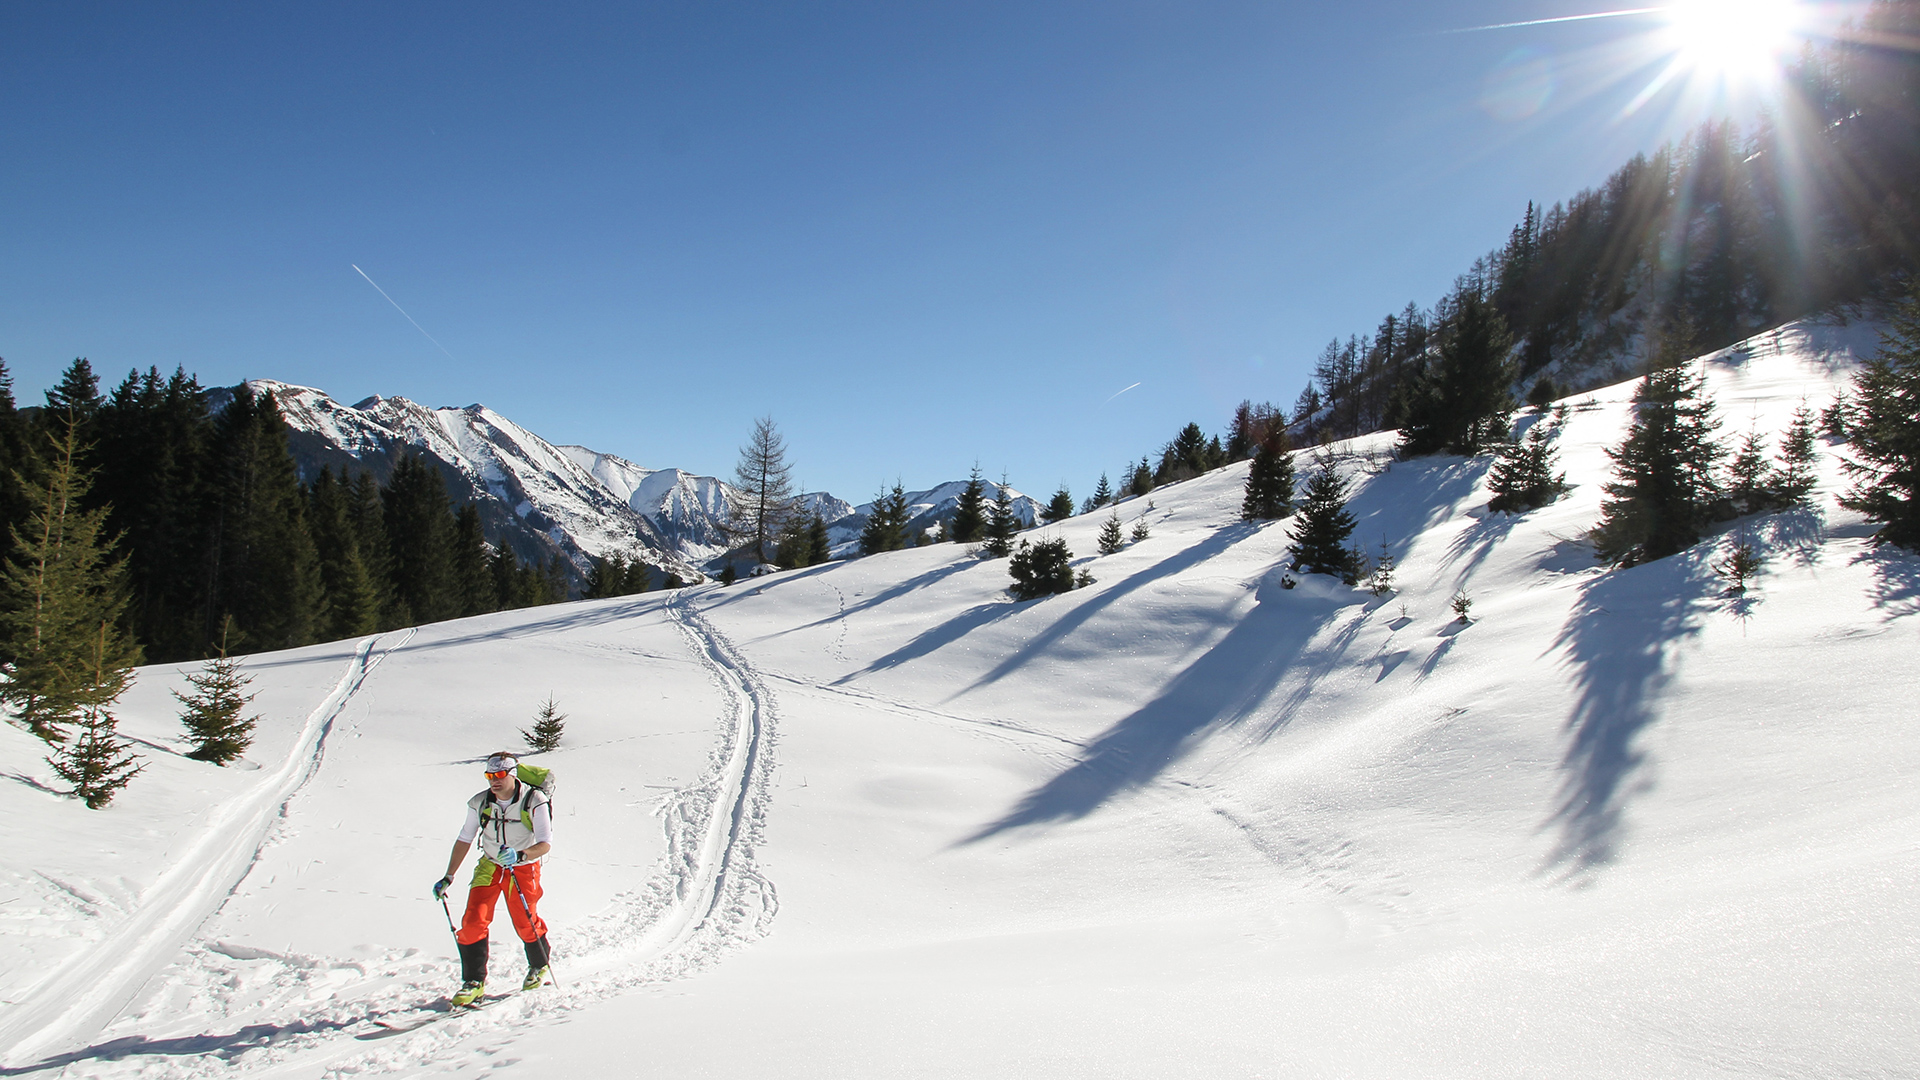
[729,416,796,565]
[0,418,143,743]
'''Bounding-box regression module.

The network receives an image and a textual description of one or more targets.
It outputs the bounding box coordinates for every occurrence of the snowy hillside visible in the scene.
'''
[5,317,1916,1078]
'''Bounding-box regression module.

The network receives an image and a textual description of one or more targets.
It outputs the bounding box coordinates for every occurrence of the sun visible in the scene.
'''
[1663,0,1802,85]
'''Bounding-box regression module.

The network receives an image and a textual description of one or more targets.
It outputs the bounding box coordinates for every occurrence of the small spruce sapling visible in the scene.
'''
[1366,542,1397,597]
[523,695,567,753]
[1130,505,1153,543]
[176,620,258,765]
[1097,510,1125,555]
[1820,393,1851,439]
[1715,543,1762,596]
[1450,590,1473,623]
[48,627,145,808]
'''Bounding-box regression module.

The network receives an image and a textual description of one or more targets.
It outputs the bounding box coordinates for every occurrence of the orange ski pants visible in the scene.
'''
[457,861,548,945]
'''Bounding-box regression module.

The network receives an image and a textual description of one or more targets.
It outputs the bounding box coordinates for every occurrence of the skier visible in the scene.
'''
[432,751,554,1006]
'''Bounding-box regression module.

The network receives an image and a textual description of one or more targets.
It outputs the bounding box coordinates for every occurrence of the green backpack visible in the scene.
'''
[477,763,557,831]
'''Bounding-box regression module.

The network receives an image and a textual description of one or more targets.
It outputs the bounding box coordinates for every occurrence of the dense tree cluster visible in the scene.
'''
[0,361,571,672]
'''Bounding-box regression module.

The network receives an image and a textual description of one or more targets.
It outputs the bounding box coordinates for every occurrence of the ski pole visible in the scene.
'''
[439,891,457,935]
[508,868,560,987]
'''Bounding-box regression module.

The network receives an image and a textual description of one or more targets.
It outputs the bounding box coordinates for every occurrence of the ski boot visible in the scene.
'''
[452,980,486,1007]
[522,966,551,991]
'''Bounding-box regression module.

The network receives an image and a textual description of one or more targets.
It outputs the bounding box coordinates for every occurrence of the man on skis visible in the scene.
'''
[432,751,554,1006]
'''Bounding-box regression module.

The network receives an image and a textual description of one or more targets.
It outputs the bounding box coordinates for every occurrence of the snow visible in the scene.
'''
[4,319,1918,1078]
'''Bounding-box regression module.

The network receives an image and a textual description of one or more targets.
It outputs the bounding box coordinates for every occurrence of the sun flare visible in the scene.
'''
[1663,0,1801,85]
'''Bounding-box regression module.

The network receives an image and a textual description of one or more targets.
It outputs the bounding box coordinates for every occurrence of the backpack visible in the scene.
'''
[476,763,557,831]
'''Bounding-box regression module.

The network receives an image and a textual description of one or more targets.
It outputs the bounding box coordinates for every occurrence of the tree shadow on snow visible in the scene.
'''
[0,1016,365,1075]
[962,568,1368,843]
[833,601,1022,683]
[954,525,1260,698]
[1854,543,1920,623]
[1543,550,1716,880]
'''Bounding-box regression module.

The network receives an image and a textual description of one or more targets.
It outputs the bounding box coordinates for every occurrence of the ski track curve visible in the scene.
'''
[0,629,416,1069]
[44,590,779,1079]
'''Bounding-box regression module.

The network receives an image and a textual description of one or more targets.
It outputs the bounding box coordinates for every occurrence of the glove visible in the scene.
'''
[432,876,452,900]
[495,848,520,868]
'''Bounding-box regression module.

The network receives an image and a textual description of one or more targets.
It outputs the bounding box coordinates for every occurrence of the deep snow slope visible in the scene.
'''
[3,318,1916,1079]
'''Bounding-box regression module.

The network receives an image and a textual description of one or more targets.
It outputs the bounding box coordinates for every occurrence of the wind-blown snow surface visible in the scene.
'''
[4,320,1917,1078]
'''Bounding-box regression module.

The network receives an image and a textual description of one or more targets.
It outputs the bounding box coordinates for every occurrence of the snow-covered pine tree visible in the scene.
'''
[1486,425,1568,513]
[1590,363,1726,566]
[523,694,566,753]
[1008,537,1076,600]
[1287,461,1360,581]
[1839,283,1920,550]
[175,619,258,765]
[1130,514,1151,543]
[1240,432,1297,520]
[0,418,143,743]
[982,477,1019,558]
[1097,510,1125,555]
[948,467,988,543]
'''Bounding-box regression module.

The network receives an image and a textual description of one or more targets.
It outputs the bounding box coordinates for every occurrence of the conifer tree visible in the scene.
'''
[175,619,258,765]
[1486,425,1569,513]
[203,387,321,652]
[1839,283,1920,550]
[1127,458,1153,498]
[1399,290,1517,457]
[729,416,796,565]
[1591,364,1726,566]
[805,513,832,565]
[949,467,988,543]
[1241,432,1297,520]
[44,358,103,429]
[1090,473,1114,509]
[383,453,456,625]
[982,477,1019,557]
[450,504,494,617]
[1726,429,1781,514]
[306,468,381,641]
[621,557,652,593]
[0,419,143,741]
[1097,510,1125,555]
[1008,537,1076,599]
[1043,485,1075,524]
[346,471,397,626]
[859,482,911,555]
[1776,403,1820,502]
[1287,462,1360,582]
[93,368,209,661]
[523,695,566,753]
[1130,515,1151,543]
[47,625,143,809]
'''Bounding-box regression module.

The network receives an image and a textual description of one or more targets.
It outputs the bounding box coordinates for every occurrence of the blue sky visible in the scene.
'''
[1,1,1798,502]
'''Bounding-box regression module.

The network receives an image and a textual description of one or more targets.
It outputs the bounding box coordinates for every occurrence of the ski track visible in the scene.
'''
[0,629,416,1069]
[31,591,779,1079]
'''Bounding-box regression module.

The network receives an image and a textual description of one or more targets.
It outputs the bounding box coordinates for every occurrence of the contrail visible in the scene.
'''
[1439,7,1664,34]
[352,264,456,360]
[1104,381,1143,404]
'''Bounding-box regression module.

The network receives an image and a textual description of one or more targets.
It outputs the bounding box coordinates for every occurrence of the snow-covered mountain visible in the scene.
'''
[249,381,867,578]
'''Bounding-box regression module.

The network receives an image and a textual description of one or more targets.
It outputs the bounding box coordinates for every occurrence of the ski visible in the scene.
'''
[357,993,509,1039]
